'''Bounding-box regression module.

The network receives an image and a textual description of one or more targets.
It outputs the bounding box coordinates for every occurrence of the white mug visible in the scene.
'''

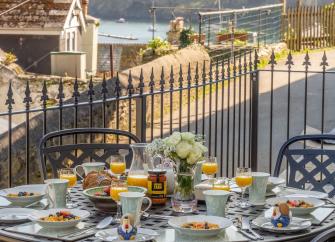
[119,192,152,226]
[74,162,106,179]
[44,179,68,208]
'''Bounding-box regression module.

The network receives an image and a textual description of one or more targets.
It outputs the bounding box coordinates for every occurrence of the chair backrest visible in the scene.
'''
[311,227,335,242]
[274,134,335,197]
[39,128,140,180]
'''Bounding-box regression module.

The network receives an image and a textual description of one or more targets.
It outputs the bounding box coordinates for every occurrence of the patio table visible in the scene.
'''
[0,184,335,242]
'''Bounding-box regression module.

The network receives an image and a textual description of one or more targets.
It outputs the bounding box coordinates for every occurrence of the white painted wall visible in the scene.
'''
[51,52,86,79]
[81,16,99,75]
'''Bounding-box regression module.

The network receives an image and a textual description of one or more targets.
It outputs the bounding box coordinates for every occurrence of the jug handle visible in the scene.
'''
[151,154,164,168]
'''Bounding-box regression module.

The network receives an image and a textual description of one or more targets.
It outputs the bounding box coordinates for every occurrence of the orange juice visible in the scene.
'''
[60,174,77,187]
[212,184,230,191]
[235,176,252,188]
[110,162,126,174]
[202,162,218,175]
[110,187,128,201]
[127,175,148,188]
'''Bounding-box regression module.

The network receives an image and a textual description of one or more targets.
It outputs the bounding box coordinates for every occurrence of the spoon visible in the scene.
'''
[96,216,115,229]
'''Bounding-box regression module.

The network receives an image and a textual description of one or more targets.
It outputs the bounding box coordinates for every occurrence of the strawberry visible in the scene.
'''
[103,186,110,195]
[60,211,71,217]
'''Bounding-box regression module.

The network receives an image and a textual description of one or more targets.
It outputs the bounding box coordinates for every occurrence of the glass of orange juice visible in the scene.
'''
[58,168,78,208]
[110,155,126,178]
[202,157,218,179]
[235,167,252,208]
[127,174,148,188]
[110,179,128,222]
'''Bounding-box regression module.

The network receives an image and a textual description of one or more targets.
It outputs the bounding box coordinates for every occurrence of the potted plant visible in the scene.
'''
[216,28,248,43]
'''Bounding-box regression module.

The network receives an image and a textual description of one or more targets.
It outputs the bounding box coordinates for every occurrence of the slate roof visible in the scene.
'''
[0,0,74,29]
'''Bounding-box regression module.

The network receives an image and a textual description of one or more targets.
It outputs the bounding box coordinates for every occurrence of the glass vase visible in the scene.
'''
[171,164,197,213]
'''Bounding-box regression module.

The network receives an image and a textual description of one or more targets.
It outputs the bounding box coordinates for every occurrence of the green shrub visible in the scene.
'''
[179,28,195,48]
[141,37,172,57]
[3,52,17,66]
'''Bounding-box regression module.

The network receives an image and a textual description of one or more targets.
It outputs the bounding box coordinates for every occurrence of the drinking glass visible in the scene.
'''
[58,168,78,208]
[235,167,252,208]
[110,180,128,222]
[110,155,126,178]
[201,156,218,179]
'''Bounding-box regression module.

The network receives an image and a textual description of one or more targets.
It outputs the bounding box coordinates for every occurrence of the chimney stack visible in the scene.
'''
[82,0,89,17]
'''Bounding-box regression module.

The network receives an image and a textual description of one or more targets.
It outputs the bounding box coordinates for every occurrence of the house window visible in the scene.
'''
[66,31,76,51]
[67,32,71,51]
[72,31,76,51]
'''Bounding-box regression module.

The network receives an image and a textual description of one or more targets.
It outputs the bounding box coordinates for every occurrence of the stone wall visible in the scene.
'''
[97,43,146,73]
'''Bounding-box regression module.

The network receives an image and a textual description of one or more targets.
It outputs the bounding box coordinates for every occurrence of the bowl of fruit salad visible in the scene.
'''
[30,209,90,229]
[0,184,46,205]
[83,186,147,212]
[266,196,325,215]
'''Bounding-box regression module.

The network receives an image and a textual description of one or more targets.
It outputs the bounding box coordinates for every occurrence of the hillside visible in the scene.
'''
[89,0,281,21]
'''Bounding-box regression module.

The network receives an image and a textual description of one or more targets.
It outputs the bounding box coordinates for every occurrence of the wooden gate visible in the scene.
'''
[283,4,335,51]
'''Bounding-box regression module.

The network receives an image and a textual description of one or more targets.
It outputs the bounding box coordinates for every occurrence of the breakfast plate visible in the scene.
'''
[272,186,328,199]
[29,208,90,229]
[168,215,232,237]
[267,177,285,192]
[0,208,35,223]
[95,228,159,242]
[266,196,325,215]
[0,184,46,205]
[83,186,147,212]
[252,216,311,233]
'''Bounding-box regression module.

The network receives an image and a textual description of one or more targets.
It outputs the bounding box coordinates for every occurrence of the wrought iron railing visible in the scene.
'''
[1,50,334,189]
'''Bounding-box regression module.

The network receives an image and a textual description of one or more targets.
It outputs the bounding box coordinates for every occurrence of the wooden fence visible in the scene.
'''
[283,4,335,51]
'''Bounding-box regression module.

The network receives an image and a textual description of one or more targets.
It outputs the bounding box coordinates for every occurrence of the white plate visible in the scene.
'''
[273,187,328,199]
[0,184,46,205]
[252,216,311,233]
[30,208,90,229]
[95,228,159,242]
[266,196,325,215]
[0,208,35,223]
[168,215,232,237]
[267,177,285,191]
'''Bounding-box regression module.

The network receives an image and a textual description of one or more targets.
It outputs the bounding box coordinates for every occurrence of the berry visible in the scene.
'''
[103,186,110,195]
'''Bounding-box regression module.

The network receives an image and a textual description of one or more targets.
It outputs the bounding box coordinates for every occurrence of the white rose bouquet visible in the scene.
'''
[147,132,208,200]
[146,131,207,168]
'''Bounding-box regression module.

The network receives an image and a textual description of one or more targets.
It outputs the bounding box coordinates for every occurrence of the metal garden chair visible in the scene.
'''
[39,128,140,180]
[311,227,335,242]
[274,134,335,197]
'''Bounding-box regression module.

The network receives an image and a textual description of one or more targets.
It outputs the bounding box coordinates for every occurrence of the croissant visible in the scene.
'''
[82,170,116,189]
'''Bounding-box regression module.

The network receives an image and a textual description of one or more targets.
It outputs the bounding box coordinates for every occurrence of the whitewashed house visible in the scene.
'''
[0,0,99,78]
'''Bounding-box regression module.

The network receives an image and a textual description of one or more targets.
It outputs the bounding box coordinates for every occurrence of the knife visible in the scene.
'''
[238,229,258,241]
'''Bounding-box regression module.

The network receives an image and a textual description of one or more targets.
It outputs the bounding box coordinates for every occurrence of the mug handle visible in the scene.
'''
[141,196,152,214]
[74,165,84,180]
[45,184,55,207]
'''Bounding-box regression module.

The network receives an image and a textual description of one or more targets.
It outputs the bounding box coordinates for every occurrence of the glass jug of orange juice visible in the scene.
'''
[127,143,154,188]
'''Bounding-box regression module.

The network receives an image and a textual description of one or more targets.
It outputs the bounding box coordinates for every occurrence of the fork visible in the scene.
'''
[236,217,257,241]
[241,216,264,240]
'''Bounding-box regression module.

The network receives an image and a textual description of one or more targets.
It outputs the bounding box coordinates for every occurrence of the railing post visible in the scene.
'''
[207,16,211,48]
[198,13,202,45]
[136,69,146,142]
[250,51,259,171]
[136,97,147,143]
